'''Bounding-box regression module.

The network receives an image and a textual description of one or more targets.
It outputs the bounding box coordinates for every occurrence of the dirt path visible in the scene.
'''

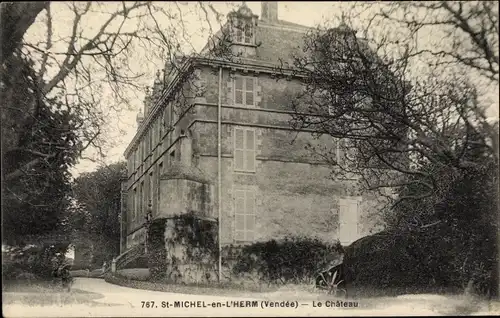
[3,278,498,317]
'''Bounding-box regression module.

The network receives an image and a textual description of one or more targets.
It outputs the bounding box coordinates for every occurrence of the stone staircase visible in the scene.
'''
[111,242,146,273]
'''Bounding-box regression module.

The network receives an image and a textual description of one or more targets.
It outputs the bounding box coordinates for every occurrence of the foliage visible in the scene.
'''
[147,213,218,282]
[385,149,499,296]
[280,3,499,297]
[1,51,81,245]
[224,236,344,285]
[2,243,70,281]
[71,161,126,268]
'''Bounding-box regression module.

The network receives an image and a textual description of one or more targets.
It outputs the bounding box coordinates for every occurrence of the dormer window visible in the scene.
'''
[233,19,254,45]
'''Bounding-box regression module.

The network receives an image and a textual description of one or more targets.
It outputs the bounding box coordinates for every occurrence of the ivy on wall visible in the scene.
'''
[147,211,218,283]
[147,212,344,287]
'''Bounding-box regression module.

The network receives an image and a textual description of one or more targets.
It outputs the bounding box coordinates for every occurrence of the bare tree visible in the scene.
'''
[2,1,234,181]
[1,1,234,243]
[280,2,498,297]
[286,24,495,206]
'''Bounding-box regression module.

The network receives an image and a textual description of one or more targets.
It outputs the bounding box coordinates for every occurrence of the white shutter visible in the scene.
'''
[245,190,255,241]
[234,190,246,241]
[234,188,256,242]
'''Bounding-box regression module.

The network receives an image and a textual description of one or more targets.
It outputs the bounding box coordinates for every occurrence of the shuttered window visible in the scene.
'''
[234,127,255,172]
[234,188,256,242]
[234,76,255,107]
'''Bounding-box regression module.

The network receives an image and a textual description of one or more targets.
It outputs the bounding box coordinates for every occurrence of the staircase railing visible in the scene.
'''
[111,242,145,273]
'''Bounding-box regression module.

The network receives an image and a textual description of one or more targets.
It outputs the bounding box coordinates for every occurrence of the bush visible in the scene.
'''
[342,225,495,297]
[123,256,149,269]
[223,236,344,285]
[2,244,69,281]
[117,269,150,281]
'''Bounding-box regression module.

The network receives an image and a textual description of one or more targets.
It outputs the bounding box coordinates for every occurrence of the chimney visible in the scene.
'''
[261,1,278,22]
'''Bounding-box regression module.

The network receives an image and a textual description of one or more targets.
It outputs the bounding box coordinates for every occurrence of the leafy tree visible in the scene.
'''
[1,51,80,245]
[70,161,126,267]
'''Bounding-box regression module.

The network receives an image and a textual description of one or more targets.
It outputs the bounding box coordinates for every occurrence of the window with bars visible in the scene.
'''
[234,76,255,107]
[234,127,255,172]
[233,188,256,242]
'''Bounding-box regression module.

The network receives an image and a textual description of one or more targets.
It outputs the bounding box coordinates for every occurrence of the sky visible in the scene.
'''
[53,1,355,177]
[24,1,499,177]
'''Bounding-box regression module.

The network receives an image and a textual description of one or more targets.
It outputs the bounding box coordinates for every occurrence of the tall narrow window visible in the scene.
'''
[133,188,137,220]
[234,188,256,242]
[139,181,144,216]
[234,76,255,107]
[329,94,340,116]
[149,171,154,211]
[169,150,176,165]
[244,23,253,44]
[157,162,163,210]
[159,115,164,143]
[234,127,255,172]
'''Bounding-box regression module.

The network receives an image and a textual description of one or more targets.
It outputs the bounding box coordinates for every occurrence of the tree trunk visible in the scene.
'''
[0,2,49,62]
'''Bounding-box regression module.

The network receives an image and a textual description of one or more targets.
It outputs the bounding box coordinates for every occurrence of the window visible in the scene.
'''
[139,181,144,216]
[157,162,163,208]
[233,20,254,45]
[170,150,175,164]
[234,188,256,242]
[328,94,340,116]
[141,141,145,162]
[149,171,154,209]
[152,122,157,147]
[133,188,137,220]
[234,76,255,107]
[159,115,163,142]
[234,127,255,172]
[338,198,360,245]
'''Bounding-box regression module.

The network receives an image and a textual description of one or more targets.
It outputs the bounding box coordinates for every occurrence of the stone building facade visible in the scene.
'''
[120,2,385,255]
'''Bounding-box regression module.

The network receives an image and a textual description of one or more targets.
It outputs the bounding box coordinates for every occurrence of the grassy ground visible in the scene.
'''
[105,272,280,298]
[3,280,107,307]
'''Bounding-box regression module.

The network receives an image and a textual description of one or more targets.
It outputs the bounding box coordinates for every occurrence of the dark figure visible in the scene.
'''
[58,264,73,292]
[315,263,350,298]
